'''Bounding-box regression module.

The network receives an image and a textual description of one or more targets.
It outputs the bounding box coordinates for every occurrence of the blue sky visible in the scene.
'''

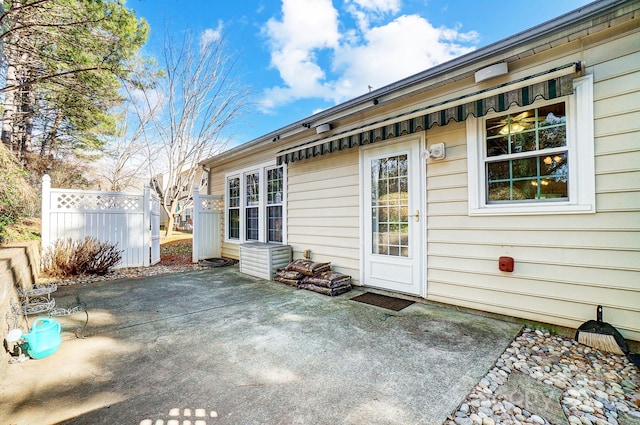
[129,0,593,147]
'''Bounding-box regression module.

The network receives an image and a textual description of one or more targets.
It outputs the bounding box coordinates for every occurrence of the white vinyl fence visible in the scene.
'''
[192,188,222,262]
[41,175,161,268]
[150,192,161,265]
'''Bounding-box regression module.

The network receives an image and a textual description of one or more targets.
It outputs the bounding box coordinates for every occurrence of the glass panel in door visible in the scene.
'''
[371,154,409,257]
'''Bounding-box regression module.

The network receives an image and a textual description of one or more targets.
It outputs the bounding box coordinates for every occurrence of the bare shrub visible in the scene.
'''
[42,237,123,278]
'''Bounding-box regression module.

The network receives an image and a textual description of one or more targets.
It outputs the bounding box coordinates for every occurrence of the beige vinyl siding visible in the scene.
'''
[286,149,361,283]
[425,34,640,341]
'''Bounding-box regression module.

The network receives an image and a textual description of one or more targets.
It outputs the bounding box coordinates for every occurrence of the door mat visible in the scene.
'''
[350,292,414,311]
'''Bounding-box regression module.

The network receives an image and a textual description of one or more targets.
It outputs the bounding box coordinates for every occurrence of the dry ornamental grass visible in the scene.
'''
[39,238,207,286]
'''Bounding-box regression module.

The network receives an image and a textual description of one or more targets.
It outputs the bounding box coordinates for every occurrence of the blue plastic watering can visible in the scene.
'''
[21,318,62,359]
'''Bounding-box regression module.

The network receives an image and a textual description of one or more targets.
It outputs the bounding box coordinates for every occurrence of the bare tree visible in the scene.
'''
[146,29,248,237]
[96,81,161,192]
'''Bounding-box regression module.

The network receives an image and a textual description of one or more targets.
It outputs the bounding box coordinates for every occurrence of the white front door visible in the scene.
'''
[362,137,423,296]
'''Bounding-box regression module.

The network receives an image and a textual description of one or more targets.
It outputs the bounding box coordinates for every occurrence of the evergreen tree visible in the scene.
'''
[0,0,149,166]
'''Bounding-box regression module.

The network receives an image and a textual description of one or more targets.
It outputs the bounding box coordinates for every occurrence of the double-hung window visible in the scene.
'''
[226,163,286,243]
[227,177,241,239]
[245,171,260,241]
[266,167,284,243]
[467,75,595,215]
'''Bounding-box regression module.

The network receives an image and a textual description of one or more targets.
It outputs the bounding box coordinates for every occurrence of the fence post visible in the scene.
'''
[143,183,151,267]
[41,174,51,254]
[192,186,200,263]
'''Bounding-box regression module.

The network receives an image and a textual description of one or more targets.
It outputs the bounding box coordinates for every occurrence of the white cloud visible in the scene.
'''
[331,15,477,101]
[351,0,401,13]
[264,0,340,51]
[259,1,478,112]
[200,21,224,50]
[258,0,340,111]
[345,0,401,31]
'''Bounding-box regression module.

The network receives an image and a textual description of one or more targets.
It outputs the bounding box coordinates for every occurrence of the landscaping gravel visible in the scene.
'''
[445,328,640,425]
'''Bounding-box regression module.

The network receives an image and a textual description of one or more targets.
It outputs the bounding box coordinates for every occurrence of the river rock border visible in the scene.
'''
[445,328,640,425]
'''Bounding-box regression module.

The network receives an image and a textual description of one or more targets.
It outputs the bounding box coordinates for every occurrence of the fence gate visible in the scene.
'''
[41,175,159,269]
[192,188,223,262]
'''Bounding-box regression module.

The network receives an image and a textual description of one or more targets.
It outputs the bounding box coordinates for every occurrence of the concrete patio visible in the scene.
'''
[1,266,522,425]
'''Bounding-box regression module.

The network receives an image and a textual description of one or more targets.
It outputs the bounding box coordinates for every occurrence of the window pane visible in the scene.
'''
[539,103,566,129]
[228,209,240,239]
[512,179,539,200]
[246,207,258,240]
[228,177,240,208]
[267,205,282,242]
[488,181,514,201]
[378,206,388,222]
[511,157,538,179]
[399,204,408,223]
[267,167,283,205]
[486,116,505,138]
[246,172,259,206]
[538,178,568,199]
[541,152,567,175]
[540,152,568,199]
[487,135,509,157]
[510,130,536,154]
[488,161,510,181]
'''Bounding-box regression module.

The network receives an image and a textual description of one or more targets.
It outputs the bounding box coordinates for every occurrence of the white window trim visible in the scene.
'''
[264,164,286,243]
[467,74,595,216]
[224,160,287,244]
[225,174,242,241]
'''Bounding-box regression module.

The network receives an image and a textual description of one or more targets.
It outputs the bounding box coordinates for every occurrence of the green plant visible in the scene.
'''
[0,145,38,243]
[42,237,123,278]
[0,218,41,244]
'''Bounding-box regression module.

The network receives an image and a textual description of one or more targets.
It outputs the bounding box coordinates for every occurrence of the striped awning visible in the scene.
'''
[277,63,579,165]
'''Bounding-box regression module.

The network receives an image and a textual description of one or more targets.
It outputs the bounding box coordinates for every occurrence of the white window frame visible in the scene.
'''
[226,175,241,241]
[244,169,261,241]
[265,164,285,243]
[467,74,595,216]
[224,160,287,244]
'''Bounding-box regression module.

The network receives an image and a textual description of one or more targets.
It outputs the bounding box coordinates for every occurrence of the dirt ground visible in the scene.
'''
[159,237,194,266]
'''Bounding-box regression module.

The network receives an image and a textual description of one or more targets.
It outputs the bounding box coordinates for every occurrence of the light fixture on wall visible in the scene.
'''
[474,62,508,83]
[316,123,331,134]
[423,142,446,160]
